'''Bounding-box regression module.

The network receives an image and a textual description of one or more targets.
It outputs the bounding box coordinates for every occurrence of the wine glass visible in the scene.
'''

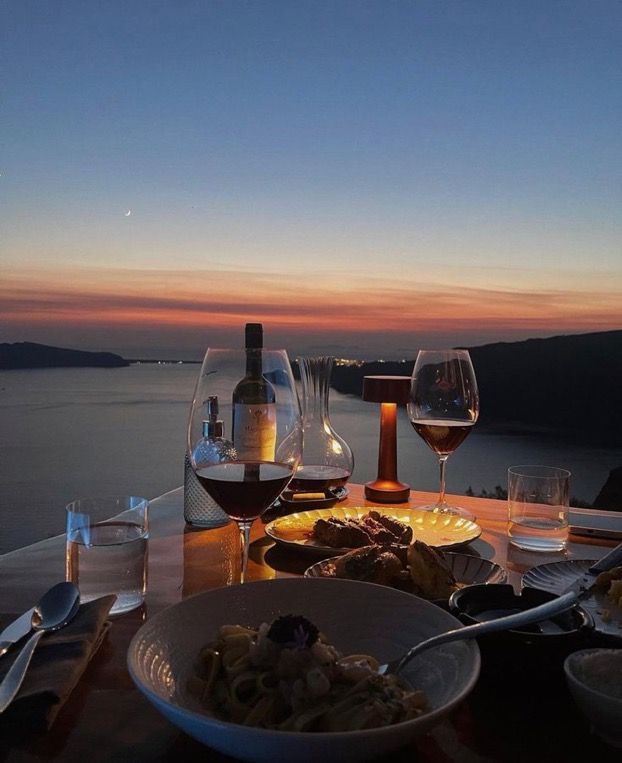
[187,349,302,582]
[407,349,479,519]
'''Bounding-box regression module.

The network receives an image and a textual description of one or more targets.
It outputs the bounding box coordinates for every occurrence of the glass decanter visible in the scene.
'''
[289,356,354,494]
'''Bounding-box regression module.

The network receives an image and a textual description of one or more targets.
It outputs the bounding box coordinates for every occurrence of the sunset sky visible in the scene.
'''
[1,1,621,360]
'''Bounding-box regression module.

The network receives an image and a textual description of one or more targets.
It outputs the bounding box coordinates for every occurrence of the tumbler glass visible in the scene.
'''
[508,466,570,551]
[66,496,149,614]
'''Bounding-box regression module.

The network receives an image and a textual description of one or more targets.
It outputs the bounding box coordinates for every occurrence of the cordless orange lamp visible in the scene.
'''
[363,375,411,503]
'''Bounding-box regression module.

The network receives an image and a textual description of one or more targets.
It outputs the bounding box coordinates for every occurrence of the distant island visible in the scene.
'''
[0,342,129,369]
[330,330,622,448]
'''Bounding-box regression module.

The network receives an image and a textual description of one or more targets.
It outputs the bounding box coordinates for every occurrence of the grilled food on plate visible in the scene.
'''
[333,540,458,600]
[312,510,413,549]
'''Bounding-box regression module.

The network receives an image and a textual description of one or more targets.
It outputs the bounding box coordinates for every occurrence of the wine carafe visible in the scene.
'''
[289,356,353,495]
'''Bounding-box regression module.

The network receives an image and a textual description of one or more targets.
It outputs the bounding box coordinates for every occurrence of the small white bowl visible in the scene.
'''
[564,648,622,749]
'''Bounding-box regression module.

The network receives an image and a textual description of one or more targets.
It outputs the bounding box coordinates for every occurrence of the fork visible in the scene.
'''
[378,589,579,675]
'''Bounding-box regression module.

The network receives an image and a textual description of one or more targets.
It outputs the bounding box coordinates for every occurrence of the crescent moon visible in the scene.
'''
[125,209,132,216]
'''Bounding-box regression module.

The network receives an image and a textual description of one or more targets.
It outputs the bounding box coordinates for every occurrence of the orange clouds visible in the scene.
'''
[1,265,621,343]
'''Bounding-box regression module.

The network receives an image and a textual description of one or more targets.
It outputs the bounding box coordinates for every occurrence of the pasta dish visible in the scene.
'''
[189,615,427,731]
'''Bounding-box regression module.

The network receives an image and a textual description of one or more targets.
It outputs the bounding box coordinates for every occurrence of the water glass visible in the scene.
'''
[66,496,149,614]
[507,466,570,551]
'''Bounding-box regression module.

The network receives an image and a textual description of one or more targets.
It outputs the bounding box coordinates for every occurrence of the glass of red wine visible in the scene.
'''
[187,348,302,583]
[407,349,479,520]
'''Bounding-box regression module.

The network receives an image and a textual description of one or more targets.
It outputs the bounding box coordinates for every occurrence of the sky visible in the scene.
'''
[1,0,621,360]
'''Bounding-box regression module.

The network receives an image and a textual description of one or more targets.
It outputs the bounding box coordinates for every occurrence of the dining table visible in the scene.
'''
[0,484,620,763]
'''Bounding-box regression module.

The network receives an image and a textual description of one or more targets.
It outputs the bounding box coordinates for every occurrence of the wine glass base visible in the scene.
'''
[417,503,476,522]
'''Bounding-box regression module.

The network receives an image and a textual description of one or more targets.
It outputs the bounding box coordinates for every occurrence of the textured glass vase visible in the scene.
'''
[183,453,230,528]
[289,356,353,492]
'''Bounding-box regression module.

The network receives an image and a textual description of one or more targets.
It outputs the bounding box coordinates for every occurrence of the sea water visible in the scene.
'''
[1,364,620,554]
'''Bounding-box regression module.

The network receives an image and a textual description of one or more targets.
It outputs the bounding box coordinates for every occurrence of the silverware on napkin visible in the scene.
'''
[0,583,80,713]
[0,609,35,658]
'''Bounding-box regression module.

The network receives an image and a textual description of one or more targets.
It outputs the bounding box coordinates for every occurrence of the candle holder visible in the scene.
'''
[363,375,411,503]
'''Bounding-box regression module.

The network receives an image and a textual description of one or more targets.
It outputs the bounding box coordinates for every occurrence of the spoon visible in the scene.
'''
[0,582,80,713]
[378,588,580,676]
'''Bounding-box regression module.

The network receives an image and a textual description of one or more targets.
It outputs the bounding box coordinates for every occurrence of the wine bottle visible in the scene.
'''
[232,323,277,460]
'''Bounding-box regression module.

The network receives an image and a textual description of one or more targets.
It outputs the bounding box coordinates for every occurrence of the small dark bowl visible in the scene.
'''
[449,584,594,679]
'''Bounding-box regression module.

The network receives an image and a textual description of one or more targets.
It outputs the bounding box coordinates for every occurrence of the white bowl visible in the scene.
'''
[564,648,622,749]
[128,578,480,762]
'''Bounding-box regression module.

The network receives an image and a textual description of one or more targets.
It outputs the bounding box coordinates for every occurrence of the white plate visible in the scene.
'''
[127,578,480,763]
[522,559,622,640]
[305,552,507,600]
[265,506,481,554]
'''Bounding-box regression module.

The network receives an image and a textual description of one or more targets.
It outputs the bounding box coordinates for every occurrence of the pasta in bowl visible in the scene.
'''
[189,616,427,731]
[128,579,480,763]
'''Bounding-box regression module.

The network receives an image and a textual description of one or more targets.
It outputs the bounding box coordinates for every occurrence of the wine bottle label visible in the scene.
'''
[233,403,277,460]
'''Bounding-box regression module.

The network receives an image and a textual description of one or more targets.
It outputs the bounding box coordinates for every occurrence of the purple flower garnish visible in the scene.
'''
[267,615,319,648]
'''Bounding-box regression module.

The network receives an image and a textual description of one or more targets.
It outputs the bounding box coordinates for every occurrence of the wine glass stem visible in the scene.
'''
[238,520,253,584]
[437,455,449,511]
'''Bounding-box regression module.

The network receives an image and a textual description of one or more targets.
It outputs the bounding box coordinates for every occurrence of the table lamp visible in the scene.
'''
[362,375,411,502]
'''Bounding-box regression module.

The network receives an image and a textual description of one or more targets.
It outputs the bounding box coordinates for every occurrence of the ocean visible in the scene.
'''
[1,364,620,555]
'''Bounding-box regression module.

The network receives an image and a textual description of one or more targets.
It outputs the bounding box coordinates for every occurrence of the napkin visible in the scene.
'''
[0,594,115,735]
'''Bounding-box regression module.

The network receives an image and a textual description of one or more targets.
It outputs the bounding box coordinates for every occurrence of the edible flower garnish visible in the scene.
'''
[267,615,319,648]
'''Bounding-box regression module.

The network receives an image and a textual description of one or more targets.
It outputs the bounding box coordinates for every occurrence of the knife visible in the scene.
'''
[0,608,35,658]
[387,541,622,674]
[494,540,622,630]
[516,539,622,624]
[561,540,622,600]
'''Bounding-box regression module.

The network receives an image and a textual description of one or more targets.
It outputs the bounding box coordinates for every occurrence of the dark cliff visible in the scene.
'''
[0,342,129,370]
[331,330,622,447]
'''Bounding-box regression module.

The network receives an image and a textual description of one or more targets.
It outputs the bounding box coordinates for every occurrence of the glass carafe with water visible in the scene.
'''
[289,356,354,495]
